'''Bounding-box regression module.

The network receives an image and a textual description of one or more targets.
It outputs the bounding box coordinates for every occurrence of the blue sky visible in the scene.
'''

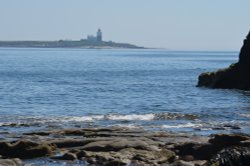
[0,0,250,51]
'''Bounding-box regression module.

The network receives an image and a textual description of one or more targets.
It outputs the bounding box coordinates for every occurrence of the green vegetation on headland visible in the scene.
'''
[0,40,144,49]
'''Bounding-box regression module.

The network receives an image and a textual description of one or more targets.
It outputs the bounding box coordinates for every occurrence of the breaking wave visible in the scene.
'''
[162,123,202,129]
[239,114,250,118]
[59,112,198,122]
[0,113,199,127]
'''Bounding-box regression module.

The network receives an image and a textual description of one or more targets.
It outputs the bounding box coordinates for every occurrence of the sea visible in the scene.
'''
[0,48,250,136]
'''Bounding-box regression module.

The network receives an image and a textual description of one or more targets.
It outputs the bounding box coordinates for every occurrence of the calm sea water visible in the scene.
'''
[0,48,250,135]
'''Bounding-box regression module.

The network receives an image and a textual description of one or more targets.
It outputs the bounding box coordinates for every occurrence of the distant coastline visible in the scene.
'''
[0,40,144,49]
[0,28,144,49]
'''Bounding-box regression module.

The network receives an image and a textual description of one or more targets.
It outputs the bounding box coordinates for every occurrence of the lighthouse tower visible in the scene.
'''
[96,28,102,42]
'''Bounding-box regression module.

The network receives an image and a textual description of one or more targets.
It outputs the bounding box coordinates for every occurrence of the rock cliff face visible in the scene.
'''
[197,31,250,90]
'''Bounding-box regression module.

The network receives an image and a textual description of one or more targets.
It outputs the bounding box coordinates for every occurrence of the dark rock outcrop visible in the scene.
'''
[0,140,53,159]
[205,146,250,166]
[51,152,78,160]
[174,134,250,165]
[198,31,250,90]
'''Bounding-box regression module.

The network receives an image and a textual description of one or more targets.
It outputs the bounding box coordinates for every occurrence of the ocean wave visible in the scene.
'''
[106,114,155,121]
[239,114,250,118]
[65,113,197,122]
[0,113,200,126]
[162,123,202,129]
[1,114,248,135]
[66,115,104,122]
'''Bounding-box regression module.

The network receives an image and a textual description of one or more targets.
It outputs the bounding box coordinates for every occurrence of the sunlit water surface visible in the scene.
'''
[0,48,250,136]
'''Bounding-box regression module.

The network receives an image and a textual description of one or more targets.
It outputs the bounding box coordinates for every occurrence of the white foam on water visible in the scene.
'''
[1,113,199,126]
[239,114,250,118]
[0,114,156,126]
[62,115,104,122]
[107,114,155,121]
[162,123,202,129]
[42,114,155,123]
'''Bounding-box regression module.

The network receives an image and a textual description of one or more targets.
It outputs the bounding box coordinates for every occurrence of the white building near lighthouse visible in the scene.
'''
[86,28,102,42]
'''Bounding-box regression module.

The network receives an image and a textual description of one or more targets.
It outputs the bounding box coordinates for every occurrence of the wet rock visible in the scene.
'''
[24,131,51,136]
[49,139,86,148]
[212,127,225,131]
[204,146,250,166]
[76,150,87,159]
[84,147,176,165]
[2,127,250,165]
[84,151,129,165]
[85,157,97,164]
[198,30,250,90]
[60,129,86,136]
[231,126,241,130]
[0,158,23,166]
[170,160,207,166]
[170,160,197,166]
[240,140,250,147]
[82,139,159,152]
[223,124,241,130]
[209,134,249,147]
[103,160,128,166]
[174,143,215,160]
[0,140,53,159]
[174,134,250,161]
[51,152,77,160]
[182,155,195,161]
[136,148,175,163]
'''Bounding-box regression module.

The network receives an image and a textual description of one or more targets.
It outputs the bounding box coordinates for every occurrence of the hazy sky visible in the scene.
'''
[0,0,250,51]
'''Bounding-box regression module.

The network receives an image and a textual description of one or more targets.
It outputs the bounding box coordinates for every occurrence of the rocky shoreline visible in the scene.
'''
[0,127,250,166]
[198,31,250,90]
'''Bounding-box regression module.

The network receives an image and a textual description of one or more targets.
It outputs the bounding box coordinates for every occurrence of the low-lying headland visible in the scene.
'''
[0,28,144,49]
[0,40,144,49]
[0,127,250,166]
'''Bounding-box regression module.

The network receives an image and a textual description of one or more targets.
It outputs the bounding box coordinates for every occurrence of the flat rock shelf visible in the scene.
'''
[0,127,250,166]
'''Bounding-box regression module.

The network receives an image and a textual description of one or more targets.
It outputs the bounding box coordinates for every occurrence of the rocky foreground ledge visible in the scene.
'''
[198,31,250,90]
[0,128,250,166]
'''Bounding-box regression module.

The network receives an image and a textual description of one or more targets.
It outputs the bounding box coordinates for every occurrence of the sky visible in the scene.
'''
[0,0,250,51]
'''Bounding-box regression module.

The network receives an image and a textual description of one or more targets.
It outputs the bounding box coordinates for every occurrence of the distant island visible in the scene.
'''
[0,28,144,49]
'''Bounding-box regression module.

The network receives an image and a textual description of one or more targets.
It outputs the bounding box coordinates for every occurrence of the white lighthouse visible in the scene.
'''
[96,28,102,42]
